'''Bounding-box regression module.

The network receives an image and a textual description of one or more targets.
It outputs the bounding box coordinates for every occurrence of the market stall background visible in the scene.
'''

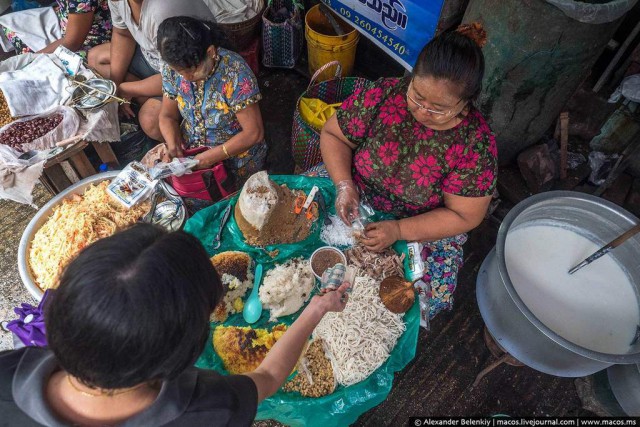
[1,0,640,422]
[0,69,601,421]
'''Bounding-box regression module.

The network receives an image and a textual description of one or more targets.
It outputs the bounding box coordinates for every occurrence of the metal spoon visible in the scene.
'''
[141,190,161,223]
[212,204,232,250]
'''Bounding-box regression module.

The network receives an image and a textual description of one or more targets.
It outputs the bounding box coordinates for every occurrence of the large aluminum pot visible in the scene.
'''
[18,172,186,301]
[477,191,640,377]
[608,364,640,416]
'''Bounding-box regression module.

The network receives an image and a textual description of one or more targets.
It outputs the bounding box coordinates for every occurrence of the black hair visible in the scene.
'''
[157,16,228,69]
[45,223,222,389]
[413,31,485,102]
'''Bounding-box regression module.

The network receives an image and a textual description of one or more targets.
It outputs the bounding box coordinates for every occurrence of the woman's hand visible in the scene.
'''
[166,142,184,160]
[361,220,401,252]
[335,180,360,225]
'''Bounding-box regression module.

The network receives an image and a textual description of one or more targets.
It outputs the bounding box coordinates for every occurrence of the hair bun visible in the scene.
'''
[457,22,487,48]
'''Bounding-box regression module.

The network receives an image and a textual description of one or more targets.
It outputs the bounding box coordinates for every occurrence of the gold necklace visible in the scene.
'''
[66,375,147,398]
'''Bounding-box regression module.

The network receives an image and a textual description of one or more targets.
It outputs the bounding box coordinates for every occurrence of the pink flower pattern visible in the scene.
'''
[363,87,383,108]
[410,155,442,187]
[382,176,404,195]
[379,94,407,126]
[354,150,374,178]
[334,77,497,218]
[346,117,366,138]
[378,141,399,166]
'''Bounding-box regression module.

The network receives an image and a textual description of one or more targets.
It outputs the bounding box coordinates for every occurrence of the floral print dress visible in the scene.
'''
[3,0,111,57]
[312,76,498,322]
[162,48,267,187]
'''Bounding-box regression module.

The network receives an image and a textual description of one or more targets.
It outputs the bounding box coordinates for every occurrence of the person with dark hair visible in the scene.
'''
[0,224,349,425]
[157,16,266,190]
[318,26,497,322]
[86,0,216,141]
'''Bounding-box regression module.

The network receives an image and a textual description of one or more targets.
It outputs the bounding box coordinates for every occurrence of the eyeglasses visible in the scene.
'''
[406,82,461,117]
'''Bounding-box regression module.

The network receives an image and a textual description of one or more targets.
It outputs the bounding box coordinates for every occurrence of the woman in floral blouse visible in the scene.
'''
[3,0,111,58]
[319,27,497,322]
[157,16,266,189]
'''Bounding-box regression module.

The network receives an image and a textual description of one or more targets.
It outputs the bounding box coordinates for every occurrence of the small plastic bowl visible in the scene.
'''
[310,246,347,281]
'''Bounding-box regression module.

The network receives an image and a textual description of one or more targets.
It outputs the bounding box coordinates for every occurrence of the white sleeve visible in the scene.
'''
[108,0,127,30]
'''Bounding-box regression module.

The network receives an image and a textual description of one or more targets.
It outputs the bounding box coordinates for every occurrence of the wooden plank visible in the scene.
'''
[91,141,119,167]
[69,150,96,178]
[559,112,569,180]
[43,141,88,168]
[60,161,80,184]
[43,163,72,194]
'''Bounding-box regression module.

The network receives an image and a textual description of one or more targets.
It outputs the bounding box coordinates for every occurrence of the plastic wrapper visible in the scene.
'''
[588,151,619,185]
[545,0,637,24]
[0,106,80,153]
[351,201,375,240]
[609,74,640,103]
[149,157,199,180]
[413,279,431,330]
[107,161,157,208]
[185,175,419,427]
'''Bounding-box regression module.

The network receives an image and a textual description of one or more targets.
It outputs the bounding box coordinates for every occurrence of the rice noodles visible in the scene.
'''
[313,276,406,386]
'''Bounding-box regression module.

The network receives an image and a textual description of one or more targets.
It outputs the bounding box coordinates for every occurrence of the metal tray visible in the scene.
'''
[18,172,186,300]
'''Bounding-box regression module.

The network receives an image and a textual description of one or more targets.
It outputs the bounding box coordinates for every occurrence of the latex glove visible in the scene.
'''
[362,220,401,252]
[335,180,360,225]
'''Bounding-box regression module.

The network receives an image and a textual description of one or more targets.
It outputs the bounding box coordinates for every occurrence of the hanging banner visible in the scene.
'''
[319,0,445,71]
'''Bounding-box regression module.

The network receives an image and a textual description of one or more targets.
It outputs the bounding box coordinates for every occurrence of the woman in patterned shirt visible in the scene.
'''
[157,16,266,189]
[2,0,111,58]
[319,26,497,321]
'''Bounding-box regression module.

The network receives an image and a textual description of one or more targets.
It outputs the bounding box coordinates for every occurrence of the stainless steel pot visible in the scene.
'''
[608,364,640,416]
[18,172,186,301]
[477,191,640,377]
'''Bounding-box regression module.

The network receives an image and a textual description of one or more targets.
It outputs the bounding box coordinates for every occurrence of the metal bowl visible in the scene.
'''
[71,78,116,111]
[18,172,186,300]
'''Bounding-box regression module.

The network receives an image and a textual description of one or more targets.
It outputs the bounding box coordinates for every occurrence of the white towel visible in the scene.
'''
[0,7,61,52]
[0,54,71,117]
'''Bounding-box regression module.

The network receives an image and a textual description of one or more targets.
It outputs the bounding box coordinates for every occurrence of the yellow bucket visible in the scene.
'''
[305,5,359,82]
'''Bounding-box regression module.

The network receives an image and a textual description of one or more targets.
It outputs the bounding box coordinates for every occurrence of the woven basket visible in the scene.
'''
[262,0,303,68]
[218,2,266,52]
[292,61,371,171]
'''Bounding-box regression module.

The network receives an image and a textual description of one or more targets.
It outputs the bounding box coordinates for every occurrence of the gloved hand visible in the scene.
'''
[335,180,360,225]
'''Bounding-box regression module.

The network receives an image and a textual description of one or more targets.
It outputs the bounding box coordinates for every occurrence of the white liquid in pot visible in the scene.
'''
[505,224,639,354]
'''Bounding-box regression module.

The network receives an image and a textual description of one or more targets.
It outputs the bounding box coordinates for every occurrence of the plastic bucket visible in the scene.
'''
[305,5,359,82]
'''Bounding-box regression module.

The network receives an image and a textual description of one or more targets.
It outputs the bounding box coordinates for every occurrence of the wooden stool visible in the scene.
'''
[40,140,119,195]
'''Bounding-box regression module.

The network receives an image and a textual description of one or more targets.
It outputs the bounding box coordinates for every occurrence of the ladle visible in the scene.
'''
[243,264,264,324]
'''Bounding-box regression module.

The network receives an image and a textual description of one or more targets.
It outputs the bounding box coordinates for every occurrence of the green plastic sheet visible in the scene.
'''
[184,175,420,427]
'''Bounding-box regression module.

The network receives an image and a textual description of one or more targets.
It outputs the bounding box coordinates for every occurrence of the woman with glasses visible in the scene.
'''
[319,26,497,321]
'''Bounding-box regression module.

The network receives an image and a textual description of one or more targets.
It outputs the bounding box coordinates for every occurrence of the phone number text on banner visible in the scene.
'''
[319,0,445,71]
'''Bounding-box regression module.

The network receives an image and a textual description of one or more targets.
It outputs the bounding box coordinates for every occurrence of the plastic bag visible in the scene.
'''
[609,74,640,103]
[149,157,199,180]
[545,0,638,24]
[0,106,80,153]
[185,175,419,427]
[0,144,46,206]
[588,151,620,185]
